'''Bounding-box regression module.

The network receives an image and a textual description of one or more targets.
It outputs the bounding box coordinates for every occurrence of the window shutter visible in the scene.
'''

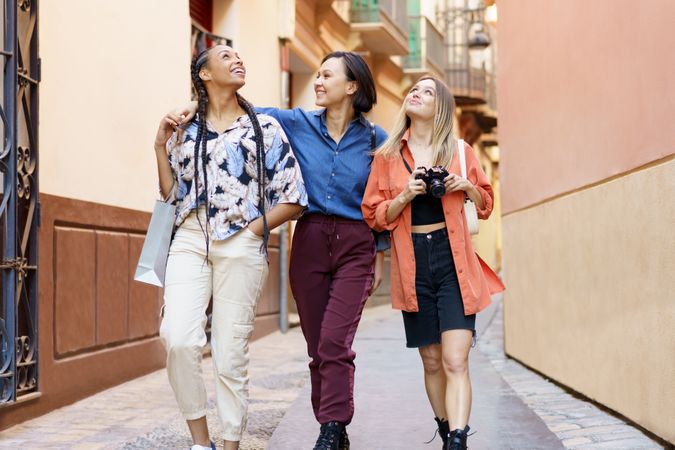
[190,0,213,31]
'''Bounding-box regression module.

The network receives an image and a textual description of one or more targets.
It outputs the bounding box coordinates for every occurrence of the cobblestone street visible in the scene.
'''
[0,299,664,449]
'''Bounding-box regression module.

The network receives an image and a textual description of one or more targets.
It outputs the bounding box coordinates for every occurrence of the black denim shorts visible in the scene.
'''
[402,228,476,348]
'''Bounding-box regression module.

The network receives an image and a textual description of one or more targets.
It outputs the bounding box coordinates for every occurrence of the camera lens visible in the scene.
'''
[429,180,446,198]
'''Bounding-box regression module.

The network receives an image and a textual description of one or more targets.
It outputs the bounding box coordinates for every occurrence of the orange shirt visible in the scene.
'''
[362,136,505,314]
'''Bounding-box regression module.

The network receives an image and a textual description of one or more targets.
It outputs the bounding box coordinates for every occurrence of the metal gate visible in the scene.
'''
[0,0,39,406]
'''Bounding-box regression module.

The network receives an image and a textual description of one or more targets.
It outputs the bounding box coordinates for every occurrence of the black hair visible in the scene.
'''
[321,51,377,113]
[190,47,269,258]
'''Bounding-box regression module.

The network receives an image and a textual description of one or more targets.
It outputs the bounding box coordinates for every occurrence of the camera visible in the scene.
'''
[415,166,449,198]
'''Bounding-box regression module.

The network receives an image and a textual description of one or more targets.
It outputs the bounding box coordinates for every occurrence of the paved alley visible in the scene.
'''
[0,300,664,449]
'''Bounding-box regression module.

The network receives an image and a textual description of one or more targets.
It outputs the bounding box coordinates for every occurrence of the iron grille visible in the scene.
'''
[1,0,40,406]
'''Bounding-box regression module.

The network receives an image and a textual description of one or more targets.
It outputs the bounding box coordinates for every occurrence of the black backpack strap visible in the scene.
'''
[370,121,376,150]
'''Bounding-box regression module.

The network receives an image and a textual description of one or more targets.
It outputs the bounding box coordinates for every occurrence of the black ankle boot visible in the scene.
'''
[339,426,350,450]
[445,425,470,450]
[313,421,345,450]
[434,417,450,448]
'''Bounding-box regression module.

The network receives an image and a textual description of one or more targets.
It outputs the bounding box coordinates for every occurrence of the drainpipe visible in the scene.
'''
[278,40,291,333]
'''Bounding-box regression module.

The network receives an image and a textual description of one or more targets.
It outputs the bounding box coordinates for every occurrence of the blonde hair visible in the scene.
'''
[375,75,457,167]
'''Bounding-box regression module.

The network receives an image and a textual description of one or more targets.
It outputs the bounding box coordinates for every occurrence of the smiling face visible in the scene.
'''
[313,57,357,108]
[199,45,246,89]
[404,78,437,122]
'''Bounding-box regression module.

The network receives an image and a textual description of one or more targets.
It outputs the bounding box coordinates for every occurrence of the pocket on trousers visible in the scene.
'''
[232,323,254,339]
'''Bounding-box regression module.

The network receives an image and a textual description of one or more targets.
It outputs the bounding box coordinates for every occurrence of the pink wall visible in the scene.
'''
[497,0,675,213]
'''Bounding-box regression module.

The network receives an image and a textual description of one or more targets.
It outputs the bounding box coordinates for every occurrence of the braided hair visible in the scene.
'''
[190,47,269,258]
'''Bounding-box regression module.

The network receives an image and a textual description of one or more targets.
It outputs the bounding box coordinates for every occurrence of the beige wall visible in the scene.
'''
[213,0,282,108]
[291,71,317,110]
[472,151,501,270]
[39,0,191,212]
[502,159,675,442]
[498,0,675,442]
[498,0,675,213]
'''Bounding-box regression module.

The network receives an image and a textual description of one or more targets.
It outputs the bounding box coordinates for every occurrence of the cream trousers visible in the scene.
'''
[159,212,268,441]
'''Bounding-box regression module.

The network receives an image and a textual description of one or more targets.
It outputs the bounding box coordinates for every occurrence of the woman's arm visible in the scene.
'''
[154,113,181,200]
[362,158,426,230]
[369,252,385,296]
[247,120,308,235]
[444,173,485,209]
[247,204,305,236]
[169,101,198,125]
[383,169,426,224]
[170,104,299,133]
[444,143,494,218]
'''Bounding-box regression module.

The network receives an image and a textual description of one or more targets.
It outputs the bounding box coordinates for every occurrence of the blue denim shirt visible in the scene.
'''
[257,107,390,250]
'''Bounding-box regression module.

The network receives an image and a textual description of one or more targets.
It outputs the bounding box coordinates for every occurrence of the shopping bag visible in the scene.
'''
[134,200,176,287]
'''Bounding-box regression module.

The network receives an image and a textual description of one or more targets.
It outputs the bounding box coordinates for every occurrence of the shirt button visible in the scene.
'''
[450,229,455,234]
[331,173,335,177]
[458,269,463,274]
[327,195,331,199]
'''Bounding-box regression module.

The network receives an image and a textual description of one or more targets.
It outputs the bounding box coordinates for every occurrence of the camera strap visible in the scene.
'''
[400,145,414,174]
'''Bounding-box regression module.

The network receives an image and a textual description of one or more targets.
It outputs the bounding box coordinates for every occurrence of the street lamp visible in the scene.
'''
[468,21,491,49]
[440,0,493,101]
[440,0,492,48]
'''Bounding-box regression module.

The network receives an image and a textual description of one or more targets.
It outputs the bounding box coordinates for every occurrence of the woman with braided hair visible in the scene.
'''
[153,45,307,450]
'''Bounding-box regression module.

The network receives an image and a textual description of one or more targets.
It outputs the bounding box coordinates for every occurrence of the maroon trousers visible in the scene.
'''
[289,214,375,425]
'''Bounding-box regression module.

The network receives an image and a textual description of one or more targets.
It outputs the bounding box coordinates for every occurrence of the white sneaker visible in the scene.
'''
[190,442,215,450]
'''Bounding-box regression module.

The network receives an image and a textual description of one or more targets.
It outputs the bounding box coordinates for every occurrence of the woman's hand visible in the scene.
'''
[172,101,198,123]
[385,169,426,224]
[368,251,385,296]
[444,173,474,193]
[400,168,427,202]
[444,173,485,208]
[154,113,185,151]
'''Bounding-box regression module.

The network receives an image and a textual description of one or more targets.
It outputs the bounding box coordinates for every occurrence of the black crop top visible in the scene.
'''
[411,194,445,225]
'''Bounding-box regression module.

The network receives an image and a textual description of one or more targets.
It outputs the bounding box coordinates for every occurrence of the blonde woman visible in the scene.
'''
[362,76,503,450]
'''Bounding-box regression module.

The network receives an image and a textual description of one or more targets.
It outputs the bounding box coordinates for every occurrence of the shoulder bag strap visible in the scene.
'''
[458,139,467,179]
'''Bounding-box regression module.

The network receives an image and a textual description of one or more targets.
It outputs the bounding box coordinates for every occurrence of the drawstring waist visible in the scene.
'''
[300,213,366,224]
[299,213,369,256]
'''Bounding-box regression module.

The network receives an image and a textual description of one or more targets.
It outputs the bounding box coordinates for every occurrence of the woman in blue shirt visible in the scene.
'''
[172,51,387,450]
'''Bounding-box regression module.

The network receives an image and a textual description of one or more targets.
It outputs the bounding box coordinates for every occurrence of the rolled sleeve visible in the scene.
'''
[474,184,494,219]
[362,156,400,232]
[159,132,180,203]
[465,143,494,219]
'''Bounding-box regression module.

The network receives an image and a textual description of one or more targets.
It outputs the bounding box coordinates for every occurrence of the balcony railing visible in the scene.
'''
[405,15,446,76]
[351,0,408,37]
[343,0,409,56]
[445,64,487,105]
[441,3,492,105]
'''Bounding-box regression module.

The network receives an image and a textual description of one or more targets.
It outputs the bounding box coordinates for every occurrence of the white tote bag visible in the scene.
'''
[134,200,176,287]
[458,139,479,235]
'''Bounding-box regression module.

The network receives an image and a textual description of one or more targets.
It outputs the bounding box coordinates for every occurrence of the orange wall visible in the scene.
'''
[497,0,675,213]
